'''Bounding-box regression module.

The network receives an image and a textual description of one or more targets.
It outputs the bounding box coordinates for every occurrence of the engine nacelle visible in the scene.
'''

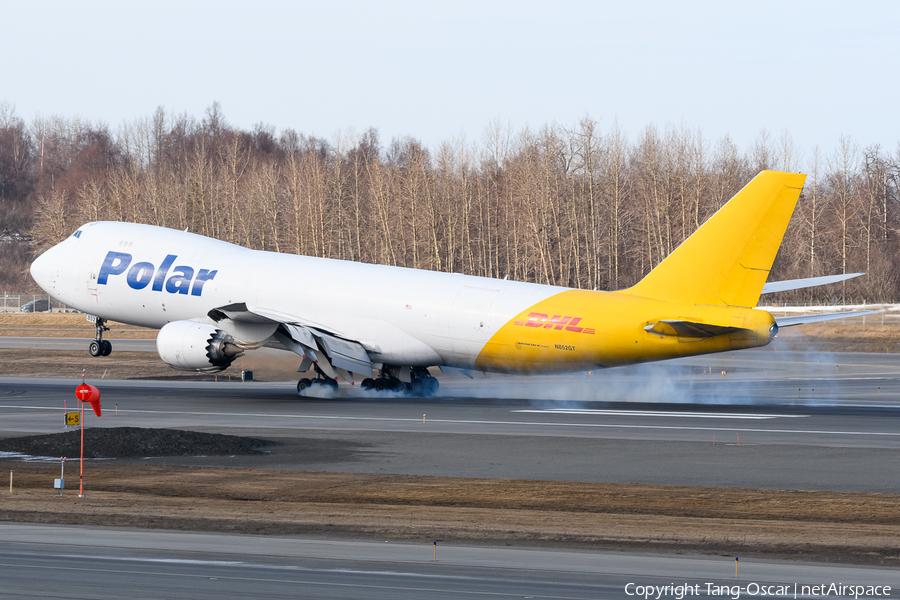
[156,320,243,372]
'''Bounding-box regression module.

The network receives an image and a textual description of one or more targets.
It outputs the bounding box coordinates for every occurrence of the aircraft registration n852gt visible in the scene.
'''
[30,170,875,396]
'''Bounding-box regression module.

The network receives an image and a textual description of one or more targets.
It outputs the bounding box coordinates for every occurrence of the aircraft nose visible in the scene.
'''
[30,246,57,290]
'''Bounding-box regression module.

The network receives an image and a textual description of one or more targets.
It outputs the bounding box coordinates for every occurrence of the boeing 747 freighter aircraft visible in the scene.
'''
[29,171,873,396]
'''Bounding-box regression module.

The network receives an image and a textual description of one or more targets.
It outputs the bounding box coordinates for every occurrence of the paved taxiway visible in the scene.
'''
[3,346,900,492]
[0,336,157,351]
[2,524,898,600]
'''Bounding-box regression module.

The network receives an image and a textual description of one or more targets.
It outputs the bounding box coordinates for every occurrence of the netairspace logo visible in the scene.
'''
[624,583,892,600]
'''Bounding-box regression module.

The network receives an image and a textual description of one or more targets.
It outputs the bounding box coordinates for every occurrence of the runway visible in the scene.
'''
[2,524,897,600]
[3,347,900,597]
[3,348,900,491]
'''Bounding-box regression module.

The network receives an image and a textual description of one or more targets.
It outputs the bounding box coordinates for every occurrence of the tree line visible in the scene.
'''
[2,101,899,303]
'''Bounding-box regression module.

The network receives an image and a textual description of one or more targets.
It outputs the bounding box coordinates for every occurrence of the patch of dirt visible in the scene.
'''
[2,458,899,566]
[0,349,211,380]
[0,428,277,458]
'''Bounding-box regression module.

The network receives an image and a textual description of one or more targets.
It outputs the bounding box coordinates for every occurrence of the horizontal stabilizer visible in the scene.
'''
[761,273,865,295]
[644,320,744,338]
[776,310,881,328]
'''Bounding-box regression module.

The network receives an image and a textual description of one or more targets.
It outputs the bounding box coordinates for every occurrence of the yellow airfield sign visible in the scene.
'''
[66,412,80,426]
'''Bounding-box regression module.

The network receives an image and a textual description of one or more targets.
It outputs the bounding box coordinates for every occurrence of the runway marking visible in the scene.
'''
[52,553,480,580]
[512,409,806,419]
[1,404,899,438]
[0,561,596,599]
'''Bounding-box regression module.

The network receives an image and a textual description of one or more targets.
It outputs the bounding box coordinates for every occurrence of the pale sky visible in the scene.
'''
[3,0,898,157]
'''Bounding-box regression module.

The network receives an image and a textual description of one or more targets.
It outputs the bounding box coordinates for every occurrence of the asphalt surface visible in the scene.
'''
[2,524,898,600]
[3,346,900,491]
[4,345,900,598]
[0,336,156,351]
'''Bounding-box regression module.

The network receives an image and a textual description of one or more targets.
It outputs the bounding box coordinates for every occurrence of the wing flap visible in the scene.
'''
[273,328,336,378]
[278,324,373,377]
[316,332,374,377]
[210,303,374,378]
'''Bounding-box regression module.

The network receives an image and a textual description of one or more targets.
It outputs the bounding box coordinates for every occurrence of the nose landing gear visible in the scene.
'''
[88,318,112,357]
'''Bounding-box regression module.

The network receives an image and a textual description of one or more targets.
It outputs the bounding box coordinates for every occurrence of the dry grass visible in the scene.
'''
[0,349,204,380]
[775,320,900,353]
[0,313,157,339]
[3,463,898,565]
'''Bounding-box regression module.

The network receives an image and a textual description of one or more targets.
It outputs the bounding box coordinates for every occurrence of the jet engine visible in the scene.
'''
[156,320,243,372]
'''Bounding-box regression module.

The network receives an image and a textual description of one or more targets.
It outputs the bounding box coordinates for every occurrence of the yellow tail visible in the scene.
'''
[626,170,807,308]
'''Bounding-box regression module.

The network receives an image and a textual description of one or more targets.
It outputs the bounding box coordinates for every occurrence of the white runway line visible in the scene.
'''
[512,409,806,419]
[2,404,898,438]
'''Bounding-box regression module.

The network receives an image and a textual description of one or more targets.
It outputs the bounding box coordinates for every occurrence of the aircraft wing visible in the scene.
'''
[775,310,881,327]
[761,273,864,294]
[207,303,374,380]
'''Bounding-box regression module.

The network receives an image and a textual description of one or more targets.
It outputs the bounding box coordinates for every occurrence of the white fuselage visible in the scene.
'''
[31,221,566,370]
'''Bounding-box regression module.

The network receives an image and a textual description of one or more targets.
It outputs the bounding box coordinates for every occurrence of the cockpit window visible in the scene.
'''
[72,230,82,238]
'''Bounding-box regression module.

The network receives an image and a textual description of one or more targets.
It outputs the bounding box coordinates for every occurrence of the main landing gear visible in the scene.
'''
[88,317,112,357]
[360,367,439,397]
[296,365,440,398]
[296,365,339,394]
[296,376,339,394]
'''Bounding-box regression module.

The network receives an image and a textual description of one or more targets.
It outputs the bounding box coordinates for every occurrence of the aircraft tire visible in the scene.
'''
[374,379,385,391]
[410,378,425,396]
[361,378,375,390]
[89,341,102,357]
[425,376,439,396]
[101,340,112,356]
[297,378,312,394]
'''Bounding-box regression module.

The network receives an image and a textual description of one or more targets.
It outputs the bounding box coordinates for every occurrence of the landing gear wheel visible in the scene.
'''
[90,317,110,358]
[309,377,339,392]
[425,376,439,396]
[411,378,425,396]
[361,378,375,391]
[297,378,312,394]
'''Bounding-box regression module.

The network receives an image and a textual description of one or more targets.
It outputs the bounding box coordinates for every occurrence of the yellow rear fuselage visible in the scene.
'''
[476,289,776,373]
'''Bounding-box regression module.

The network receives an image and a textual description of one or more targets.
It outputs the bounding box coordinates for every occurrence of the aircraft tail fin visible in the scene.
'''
[625,170,807,308]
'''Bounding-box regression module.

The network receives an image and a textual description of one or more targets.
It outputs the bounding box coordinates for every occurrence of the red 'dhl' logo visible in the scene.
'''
[513,313,595,335]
